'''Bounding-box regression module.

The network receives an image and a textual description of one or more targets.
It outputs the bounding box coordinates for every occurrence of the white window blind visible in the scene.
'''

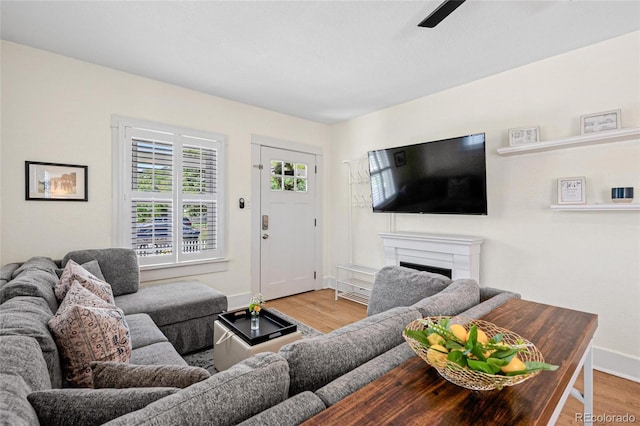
[113,117,226,267]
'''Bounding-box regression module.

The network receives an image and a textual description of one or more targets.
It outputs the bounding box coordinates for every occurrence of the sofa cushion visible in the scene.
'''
[27,387,179,426]
[315,343,416,407]
[280,306,421,396]
[63,248,140,296]
[0,335,52,392]
[103,352,290,426]
[11,256,58,279]
[0,262,20,287]
[115,280,227,327]
[56,259,105,282]
[0,374,40,425]
[367,266,452,316]
[126,313,169,349]
[411,278,480,317]
[0,271,59,313]
[0,296,62,388]
[55,259,114,304]
[157,314,216,355]
[91,362,210,389]
[48,283,132,387]
[130,342,189,367]
[237,391,326,426]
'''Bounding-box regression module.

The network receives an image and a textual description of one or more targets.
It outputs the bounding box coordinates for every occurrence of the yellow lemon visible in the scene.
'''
[449,324,468,343]
[427,344,448,366]
[476,328,489,344]
[500,356,526,374]
[427,333,444,347]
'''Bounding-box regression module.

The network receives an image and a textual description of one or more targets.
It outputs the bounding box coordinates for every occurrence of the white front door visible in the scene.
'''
[259,146,317,300]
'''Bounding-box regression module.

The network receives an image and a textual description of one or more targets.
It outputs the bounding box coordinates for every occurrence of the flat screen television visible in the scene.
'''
[367,133,487,215]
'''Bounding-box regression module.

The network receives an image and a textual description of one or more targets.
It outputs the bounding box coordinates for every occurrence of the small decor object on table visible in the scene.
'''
[508,126,540,146]
[404,316,557,391]
[580,109,621,135]
[249,293,265,331]
[557,177,586,205]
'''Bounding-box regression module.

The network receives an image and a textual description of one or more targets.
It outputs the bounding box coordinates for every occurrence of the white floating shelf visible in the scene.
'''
[550,203,640,211]
[497,127,640,156]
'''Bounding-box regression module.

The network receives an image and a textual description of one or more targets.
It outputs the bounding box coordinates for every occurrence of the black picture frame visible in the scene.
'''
[394,150,406,167]
[25,161,88,201]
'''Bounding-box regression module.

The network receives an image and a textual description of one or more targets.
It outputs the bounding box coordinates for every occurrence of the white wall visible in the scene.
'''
[0,41,330,299]
[328,31,640,379]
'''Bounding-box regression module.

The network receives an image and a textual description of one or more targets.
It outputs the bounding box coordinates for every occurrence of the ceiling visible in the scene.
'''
[1,1,639,124]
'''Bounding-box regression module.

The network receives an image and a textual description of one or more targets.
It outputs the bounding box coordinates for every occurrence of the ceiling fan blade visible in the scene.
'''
[418,0,467,28]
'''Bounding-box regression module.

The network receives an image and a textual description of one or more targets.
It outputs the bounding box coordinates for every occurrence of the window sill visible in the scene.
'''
[140,258,229,282]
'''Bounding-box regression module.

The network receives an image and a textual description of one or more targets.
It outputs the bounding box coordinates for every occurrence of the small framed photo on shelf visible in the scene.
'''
[580,109,621,135]
[508,127,540,146]
[25,161,88,201]
[557,177,586,205]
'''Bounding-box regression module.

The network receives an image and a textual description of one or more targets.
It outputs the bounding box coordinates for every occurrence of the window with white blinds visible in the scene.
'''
[113,117,226,267]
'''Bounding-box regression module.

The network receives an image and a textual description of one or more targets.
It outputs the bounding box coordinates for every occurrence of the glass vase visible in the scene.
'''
[250,311,260,330]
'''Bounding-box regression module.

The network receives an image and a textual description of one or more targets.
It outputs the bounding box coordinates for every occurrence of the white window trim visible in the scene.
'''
[111,115,228,278]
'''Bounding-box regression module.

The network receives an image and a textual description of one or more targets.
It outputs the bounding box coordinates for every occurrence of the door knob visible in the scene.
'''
[262,234,269,239]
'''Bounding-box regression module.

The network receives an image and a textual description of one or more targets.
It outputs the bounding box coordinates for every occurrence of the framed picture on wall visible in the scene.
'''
[25,161,88,201]
[580,109,621,135]
[557,177,586,205]
[508,126,540,146]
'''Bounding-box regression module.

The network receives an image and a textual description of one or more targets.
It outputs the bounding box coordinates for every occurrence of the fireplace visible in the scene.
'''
[380,232,483,282]
[399,261,452,278]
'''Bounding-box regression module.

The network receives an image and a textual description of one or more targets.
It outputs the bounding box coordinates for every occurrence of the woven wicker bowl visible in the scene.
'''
[403,316,545,391]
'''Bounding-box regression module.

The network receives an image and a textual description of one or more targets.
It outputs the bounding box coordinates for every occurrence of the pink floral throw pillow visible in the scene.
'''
[55,259,114,304]
[49,282,132,387]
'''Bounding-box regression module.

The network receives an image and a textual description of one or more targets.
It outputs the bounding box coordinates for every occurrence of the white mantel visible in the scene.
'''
[379,232,483,282]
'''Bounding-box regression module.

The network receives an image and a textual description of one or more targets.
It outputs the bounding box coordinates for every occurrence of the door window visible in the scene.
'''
[270,160,308,192]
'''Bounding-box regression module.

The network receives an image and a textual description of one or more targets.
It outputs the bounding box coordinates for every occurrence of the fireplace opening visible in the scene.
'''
[399,261,452,278]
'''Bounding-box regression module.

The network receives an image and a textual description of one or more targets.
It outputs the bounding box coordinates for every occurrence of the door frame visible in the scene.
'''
[250,135,323,299]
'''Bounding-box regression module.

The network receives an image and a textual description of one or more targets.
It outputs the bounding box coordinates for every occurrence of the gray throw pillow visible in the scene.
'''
[55,259,105,281]
[367,266,452,316]
[27,387,179,426]
[91,362,210,389]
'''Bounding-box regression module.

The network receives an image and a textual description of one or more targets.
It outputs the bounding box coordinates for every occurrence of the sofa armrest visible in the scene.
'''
[459,289,521,319]
[411,279,480,317]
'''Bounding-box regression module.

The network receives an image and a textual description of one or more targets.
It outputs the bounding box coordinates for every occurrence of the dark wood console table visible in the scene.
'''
[303,299,597,426]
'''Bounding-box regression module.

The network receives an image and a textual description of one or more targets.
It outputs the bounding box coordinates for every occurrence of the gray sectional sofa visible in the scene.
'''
[0,255,519,425]
[0,248,227,424]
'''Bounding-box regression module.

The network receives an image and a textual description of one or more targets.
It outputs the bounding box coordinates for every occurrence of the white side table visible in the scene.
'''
[213,320,302,371]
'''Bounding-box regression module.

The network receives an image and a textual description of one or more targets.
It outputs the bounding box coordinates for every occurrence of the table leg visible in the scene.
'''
[583,343,594,426]
[549,339,594,425]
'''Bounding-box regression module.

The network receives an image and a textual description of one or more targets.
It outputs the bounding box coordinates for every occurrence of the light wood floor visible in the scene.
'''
[267,289,640,425]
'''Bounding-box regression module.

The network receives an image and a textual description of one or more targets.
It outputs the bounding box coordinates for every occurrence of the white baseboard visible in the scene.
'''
[323,276,336,289]
[593,346,640,383]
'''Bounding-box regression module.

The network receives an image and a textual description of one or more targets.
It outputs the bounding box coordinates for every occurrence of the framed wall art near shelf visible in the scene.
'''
[508,126,540,146]
[25,161,88,201]
[557,176,586,205]
[580,109,621,135]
